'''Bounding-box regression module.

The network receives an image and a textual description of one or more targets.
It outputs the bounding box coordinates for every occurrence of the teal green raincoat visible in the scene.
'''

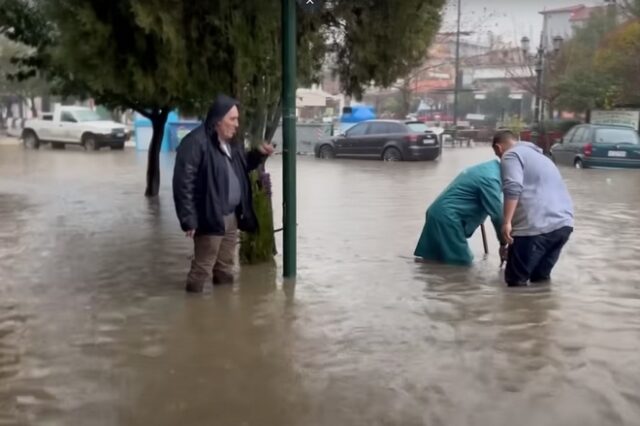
[414,160,504,265]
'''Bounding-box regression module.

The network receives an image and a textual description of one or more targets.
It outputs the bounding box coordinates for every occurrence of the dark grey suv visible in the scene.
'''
[314,120,441,161]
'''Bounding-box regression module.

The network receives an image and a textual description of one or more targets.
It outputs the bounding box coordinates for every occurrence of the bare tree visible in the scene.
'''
[505,47,568,120]
[619,0,640,19]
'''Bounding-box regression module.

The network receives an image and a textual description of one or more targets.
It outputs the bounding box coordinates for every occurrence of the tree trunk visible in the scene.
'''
[264,99,282,143]
[144,108,170,197]
[29,96,38,118]
[42,95,51,112]
[18,96,24,119]
[239,92,279,265]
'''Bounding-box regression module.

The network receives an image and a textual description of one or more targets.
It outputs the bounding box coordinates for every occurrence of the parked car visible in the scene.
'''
[22,106,128,151]
[550,124,640,169]
[314,120,441,161]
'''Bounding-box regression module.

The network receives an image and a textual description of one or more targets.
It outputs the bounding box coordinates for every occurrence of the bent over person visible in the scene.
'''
[414,159,507,265]
[173,94,274,293]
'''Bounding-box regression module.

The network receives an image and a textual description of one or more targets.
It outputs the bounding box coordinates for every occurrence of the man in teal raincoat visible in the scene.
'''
[414,159,507,265]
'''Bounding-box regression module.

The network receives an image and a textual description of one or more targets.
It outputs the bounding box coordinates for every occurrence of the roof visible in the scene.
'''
[569,6,603,22]
[539,4,585,15]
[362,119,405,123]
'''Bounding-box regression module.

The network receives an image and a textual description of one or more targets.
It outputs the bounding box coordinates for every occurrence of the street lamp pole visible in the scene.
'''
[452,0,462,136]
[522,34,562,151]
[533,45,544,128]
[282,0,297,278]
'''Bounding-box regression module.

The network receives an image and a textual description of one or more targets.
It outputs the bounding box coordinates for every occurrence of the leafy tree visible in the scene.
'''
[0,0,53,120]
[5,0,446,263]
[483,86,512,120]
[594,20,640,107]
[549,7,620,112]
[553,69,620,112]
[457,91,476,119]
[0,37,50,119]
[620,0,640,19]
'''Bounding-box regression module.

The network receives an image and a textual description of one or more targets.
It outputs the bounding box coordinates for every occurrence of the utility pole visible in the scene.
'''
[282,0,297,278]
[452,0,462,140]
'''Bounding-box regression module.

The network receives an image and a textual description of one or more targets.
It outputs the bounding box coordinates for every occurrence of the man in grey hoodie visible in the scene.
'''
[492,131,574,287]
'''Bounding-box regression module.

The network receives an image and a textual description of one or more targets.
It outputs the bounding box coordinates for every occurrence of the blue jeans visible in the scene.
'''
[505,226,573,286]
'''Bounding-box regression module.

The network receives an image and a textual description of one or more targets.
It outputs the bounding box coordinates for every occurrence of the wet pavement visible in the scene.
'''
[1,144,640,426]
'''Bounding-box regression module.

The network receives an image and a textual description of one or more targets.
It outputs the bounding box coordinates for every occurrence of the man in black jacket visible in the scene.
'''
[173,95,274,293]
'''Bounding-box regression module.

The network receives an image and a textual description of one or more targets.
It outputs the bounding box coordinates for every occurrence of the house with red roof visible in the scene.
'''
[540,3,617,46]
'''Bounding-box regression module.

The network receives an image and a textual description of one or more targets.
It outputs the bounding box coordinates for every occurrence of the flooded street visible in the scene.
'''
[1,144,640,426]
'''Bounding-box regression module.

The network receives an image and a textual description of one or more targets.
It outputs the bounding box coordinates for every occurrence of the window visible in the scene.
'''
[570,127,587,144]
[73,109,103,122]
[367,122,405,135]
[345,123,368,137]
[60,112,77,123]
[407,122,429,133]
[595,128,640,145]
[563,127,577,144]
[367,122,388,135]
[385,123,406,134]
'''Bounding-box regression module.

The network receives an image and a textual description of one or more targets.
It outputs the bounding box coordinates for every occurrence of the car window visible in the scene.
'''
[367,122,406,135]
[365,122,385,135]
[345,123,368,137]
[595,128,640,145]
[61,112,76,123]
[407,122,429,133]
[385,123,406,134]
[563,127,577,144]
[570,127,587,144]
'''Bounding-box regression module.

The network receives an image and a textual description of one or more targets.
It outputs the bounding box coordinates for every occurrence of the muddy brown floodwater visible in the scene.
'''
[1,143,640,426]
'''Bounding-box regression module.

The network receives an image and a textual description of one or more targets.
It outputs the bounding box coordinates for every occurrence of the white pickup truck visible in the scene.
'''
[22,106,128,150]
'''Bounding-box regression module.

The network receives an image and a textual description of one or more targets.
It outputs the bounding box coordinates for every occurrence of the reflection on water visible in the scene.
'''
[1,145,640,425]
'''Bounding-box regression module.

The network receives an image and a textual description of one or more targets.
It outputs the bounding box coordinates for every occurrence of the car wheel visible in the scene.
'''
[319,145,335,159]
[23,131,40,150]
[382,147,402,162]
[83,135,99,151]
[574,158,583,169]
[51,142,66,150]
[111,142,125,150]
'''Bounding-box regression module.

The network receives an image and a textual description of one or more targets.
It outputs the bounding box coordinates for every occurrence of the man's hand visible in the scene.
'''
[185,230,196,238]
[258,143,275,156]
[501,223,514,245]
[499,245,508,263]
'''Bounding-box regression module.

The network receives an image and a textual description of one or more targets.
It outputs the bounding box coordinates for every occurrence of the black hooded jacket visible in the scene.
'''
[172,95,266,235]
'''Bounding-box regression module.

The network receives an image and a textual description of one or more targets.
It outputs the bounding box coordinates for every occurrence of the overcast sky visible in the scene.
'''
[441,0,602,45]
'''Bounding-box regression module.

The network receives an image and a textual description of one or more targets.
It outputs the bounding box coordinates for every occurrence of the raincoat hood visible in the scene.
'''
[204,94,239,142]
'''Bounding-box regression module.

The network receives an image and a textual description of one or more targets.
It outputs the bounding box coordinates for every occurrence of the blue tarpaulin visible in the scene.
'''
[340,106,376,123]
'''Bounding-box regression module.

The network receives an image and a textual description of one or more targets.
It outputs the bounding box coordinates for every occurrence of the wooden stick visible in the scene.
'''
[481,223,489,254]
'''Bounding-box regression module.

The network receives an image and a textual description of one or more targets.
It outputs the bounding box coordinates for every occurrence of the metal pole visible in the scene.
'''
[532,49,544,146]
[480,223,488,255]
[281,0,297,278]
[452,0,462,144]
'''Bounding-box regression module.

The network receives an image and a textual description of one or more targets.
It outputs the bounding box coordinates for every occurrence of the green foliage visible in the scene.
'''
[550,7,621,112]
[0,37,47,97]
[327,0,446,100]
[503,116,525,136]
[483,86,512,119]
[457,92,476,118]
[554,69,620,112]
[239,171,275,265]
[6,0,446,262]
[594,20,640,107]
[621,0,640,19]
